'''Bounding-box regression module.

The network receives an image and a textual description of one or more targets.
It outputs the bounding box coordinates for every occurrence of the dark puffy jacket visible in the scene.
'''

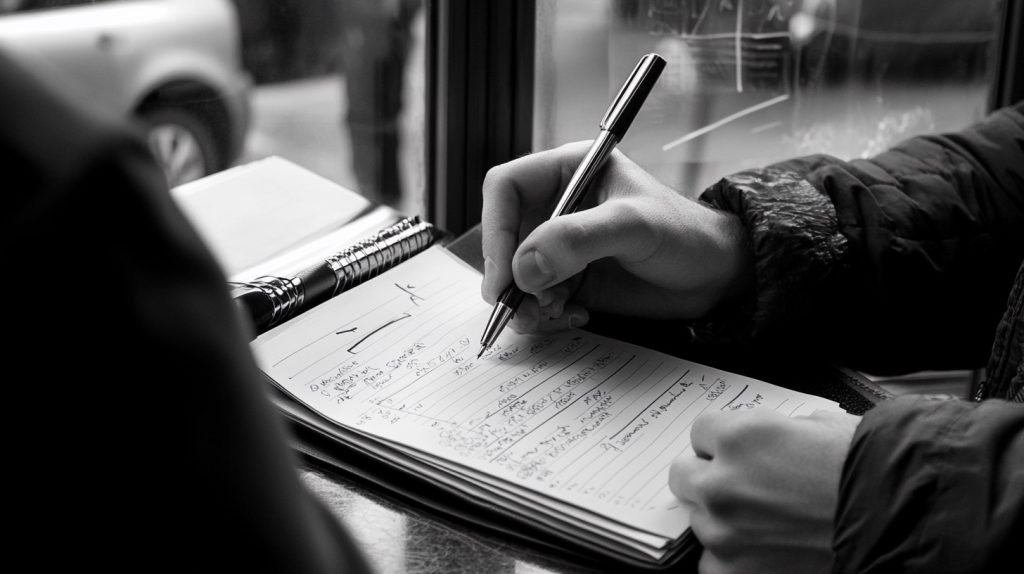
[700,103,1024,572]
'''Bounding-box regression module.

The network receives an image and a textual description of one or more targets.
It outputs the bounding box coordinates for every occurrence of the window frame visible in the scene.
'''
[991,0,1023,109]
[425,0,535,235]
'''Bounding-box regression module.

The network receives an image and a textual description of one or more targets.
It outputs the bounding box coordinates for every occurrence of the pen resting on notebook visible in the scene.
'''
[233,216,436,335]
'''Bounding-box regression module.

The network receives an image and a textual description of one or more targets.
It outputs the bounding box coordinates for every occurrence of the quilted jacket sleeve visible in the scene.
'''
[699,102,1024,375]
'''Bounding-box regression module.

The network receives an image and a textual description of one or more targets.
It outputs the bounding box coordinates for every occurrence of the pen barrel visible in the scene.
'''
[233,285,274,336]
[498,283,527,309]
[600,53,666,139]
[295,264,337,309]
[480,284,527,350]
[231,216,436,337]
[550,130,618,217]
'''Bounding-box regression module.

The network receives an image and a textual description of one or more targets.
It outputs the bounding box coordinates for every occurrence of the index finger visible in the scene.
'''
[480,142,592,303]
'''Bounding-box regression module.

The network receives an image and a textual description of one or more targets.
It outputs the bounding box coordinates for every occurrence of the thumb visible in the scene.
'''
[512,200,655,292]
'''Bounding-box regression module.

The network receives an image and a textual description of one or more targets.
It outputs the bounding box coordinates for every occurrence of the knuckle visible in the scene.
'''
[714,412,772,454]
[606,199,660,255]
[481,164,511,196]
[694,518,739,555]
[713,428,746,456]
[668,457,694,498]
[557,217,591,254]
[692,469,728,509]
[700,474,738,516]
[608,199,650,233]
[604,198,638,221]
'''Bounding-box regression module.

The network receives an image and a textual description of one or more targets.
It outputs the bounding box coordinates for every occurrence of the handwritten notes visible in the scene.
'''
[253,246,843,558]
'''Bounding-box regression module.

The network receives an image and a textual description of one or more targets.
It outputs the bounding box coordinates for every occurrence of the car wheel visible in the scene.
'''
[140,106,219,188]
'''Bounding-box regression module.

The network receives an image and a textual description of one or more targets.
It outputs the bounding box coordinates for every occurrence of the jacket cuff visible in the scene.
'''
[695,166,847,342]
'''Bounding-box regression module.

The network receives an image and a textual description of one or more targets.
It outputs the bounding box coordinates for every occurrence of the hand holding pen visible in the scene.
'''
[479,53,755,355]
[478,53,666,356]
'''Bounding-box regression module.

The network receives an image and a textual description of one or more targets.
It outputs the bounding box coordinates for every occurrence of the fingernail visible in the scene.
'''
[517,249,555,290]
[482,256,498,301]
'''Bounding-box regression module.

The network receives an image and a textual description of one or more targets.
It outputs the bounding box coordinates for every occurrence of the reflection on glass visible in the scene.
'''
[535,0,999,196]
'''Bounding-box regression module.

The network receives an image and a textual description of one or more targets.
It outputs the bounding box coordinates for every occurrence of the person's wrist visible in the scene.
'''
[705,210,755,311]
[677,208,757,345]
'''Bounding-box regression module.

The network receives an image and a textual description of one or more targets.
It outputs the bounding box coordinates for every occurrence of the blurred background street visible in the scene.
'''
[2,0,996,212]
[234,0,995,213]
[239,75,354,189]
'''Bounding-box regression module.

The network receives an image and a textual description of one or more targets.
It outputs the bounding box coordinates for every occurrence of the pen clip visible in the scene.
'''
[599,53,666,139]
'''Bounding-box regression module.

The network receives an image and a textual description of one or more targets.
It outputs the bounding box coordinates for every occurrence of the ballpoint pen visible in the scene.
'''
[478,52,666,358]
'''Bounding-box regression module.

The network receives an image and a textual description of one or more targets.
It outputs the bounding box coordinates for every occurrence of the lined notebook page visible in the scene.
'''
[253,246,843,553]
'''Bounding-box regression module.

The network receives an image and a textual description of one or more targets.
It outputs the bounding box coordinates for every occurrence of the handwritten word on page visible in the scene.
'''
[252,246,843,557]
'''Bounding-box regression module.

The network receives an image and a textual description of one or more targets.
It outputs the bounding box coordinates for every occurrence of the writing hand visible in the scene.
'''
[668,409,860,574]
[480,142,753,334]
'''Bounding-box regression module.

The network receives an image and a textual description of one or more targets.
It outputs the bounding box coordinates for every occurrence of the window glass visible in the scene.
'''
[231,0,427,214]
[534,0,1000,195]
[0,0,427,214]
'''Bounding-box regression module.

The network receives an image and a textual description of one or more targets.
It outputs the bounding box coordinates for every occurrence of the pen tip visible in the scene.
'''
[477,348,485,359]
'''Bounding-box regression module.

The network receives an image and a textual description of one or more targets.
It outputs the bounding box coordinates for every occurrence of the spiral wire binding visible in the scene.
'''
[253,275,305,328]
[327,216,433,295]
[239,216,435,328]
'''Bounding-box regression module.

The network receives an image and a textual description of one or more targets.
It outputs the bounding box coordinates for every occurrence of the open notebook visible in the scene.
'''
[251,245,845,569]
[173,157,878,571]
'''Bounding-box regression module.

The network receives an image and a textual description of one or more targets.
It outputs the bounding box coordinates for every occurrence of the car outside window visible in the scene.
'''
[0,0,252,188]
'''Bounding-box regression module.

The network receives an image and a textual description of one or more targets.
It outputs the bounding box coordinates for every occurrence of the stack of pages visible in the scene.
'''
[251,245,845,568]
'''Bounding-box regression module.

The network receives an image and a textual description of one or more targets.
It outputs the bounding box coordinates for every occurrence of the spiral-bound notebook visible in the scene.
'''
[172,156,441,333]
[173,157,890,573]
[230,215,437,334]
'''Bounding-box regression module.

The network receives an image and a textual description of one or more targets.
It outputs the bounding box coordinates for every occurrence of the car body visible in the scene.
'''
[0,0,251,187]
